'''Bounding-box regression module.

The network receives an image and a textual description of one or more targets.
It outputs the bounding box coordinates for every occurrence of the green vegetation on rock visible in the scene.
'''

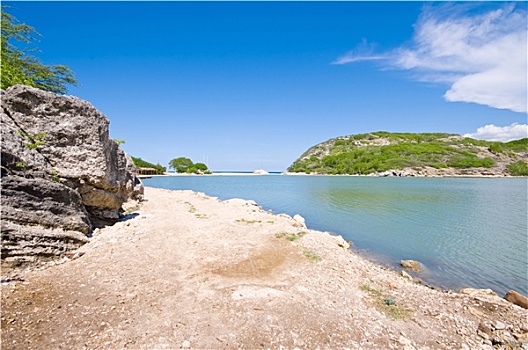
[131,156,166,174]
[288,132,527,176]
[18,130,46,150]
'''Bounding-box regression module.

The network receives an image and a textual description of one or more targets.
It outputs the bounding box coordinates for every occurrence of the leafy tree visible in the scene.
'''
[187,162,209,174]
[192,163,208,171]
[169,157,193,173]
[1,7,77,93]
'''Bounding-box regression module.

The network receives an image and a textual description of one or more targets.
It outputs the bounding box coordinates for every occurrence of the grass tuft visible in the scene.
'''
[124,204,142,215]
[360,284,411,319]
[302,250,322,262]
[236,218,262,224]
[275,231,307,241]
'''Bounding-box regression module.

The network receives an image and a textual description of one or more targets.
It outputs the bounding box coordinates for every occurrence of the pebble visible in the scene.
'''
[460,343,470,350]
[494,320,506,330]
[398,335,412,346]
[477,331,489,340]
[478,322,492,336]
[401,271,413,280]
[181,340,191,349]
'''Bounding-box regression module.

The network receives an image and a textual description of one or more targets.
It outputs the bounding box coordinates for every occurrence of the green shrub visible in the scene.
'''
[447,156,494,168]
[489,143,503,154]
[504,138,528,152]
[506,161,528,176]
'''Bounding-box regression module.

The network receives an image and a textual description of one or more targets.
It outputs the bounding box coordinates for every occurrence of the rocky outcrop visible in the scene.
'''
[400,259,422,272]
[1,85,143,265]
[373,166,510,178]
[504,290,528,309]
[459,288,499,298]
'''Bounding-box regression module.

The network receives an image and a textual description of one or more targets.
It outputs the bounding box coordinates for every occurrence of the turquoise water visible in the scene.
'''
[142,176,527,296]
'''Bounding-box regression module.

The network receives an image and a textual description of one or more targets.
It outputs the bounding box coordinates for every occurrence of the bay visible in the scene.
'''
[142,175,527,296]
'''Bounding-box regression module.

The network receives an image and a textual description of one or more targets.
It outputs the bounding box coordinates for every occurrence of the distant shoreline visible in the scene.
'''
[137,171,525,179]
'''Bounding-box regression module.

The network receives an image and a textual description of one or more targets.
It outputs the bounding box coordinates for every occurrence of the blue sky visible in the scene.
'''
[4,1,527,171]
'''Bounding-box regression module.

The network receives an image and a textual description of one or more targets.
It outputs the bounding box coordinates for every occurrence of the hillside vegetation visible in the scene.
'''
[288,132,528,176]
[131,156,166,174]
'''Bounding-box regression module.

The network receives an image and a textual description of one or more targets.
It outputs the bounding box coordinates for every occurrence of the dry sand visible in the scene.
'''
[2,187,527,349]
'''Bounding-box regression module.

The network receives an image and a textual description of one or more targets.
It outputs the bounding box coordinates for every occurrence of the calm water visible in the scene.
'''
[143,175,528,296]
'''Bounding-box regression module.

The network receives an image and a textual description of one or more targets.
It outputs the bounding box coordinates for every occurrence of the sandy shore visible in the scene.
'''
[138,173,276,179]
[2,187,527,349]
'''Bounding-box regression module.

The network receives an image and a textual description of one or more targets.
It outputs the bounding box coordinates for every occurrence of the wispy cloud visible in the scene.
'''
[334,3,528,113]
[332,39,385,65]
[464,123,528,142]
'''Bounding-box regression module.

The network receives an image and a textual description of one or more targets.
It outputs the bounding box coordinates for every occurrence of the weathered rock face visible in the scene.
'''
[1,176,92,233]
[1,85,143,265]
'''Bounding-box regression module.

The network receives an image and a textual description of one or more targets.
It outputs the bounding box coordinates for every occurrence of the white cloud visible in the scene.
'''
[332,54,384,65]
[463,123,528,142]
[334,3,528,113]
[332,39,385,65]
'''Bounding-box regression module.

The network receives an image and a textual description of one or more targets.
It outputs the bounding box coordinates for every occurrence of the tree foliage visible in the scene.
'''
[169,157,193,173]
[1,7,77,93]
[169,157,210,174]
[188,162,208,174]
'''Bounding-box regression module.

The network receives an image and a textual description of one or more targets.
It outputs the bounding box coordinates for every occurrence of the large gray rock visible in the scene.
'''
[1,176,91,233]
[1,85,143,265]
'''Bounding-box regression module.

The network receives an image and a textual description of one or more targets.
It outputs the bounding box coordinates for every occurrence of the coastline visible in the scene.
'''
[138,171,525,179]
[3,186,526,349]
[138,177,526,296]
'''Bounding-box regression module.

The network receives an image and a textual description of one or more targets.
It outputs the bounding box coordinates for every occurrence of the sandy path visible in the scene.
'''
[1,187,527,349]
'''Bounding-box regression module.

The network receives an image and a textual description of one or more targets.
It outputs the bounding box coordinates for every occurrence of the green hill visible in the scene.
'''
[131,156,166,175]
[287,132,528,176]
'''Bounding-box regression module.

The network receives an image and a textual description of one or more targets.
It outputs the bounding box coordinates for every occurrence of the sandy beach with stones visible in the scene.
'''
[2,186,527,350]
